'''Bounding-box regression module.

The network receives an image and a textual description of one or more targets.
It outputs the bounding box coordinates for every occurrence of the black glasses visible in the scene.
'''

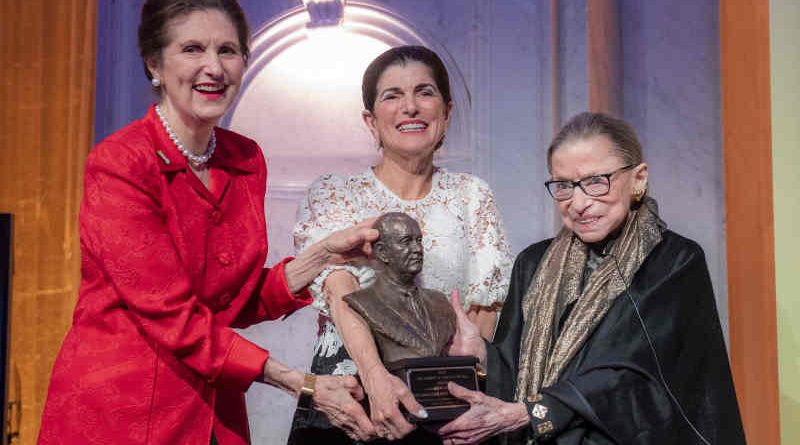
[544,164,636,201]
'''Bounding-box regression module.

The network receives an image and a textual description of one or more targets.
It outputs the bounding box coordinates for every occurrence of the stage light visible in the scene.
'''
[302,0,345,28]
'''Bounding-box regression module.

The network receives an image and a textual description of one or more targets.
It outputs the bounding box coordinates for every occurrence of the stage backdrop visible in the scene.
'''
[95,1,725,443]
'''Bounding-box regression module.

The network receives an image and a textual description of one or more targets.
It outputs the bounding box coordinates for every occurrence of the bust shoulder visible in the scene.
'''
[421,287,457,327]
[342,286,383,314]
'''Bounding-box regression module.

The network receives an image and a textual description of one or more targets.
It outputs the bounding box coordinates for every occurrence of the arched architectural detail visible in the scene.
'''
[223,1,472,263]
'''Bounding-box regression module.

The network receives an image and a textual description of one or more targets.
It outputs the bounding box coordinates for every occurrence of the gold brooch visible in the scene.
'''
[536,420,554,435]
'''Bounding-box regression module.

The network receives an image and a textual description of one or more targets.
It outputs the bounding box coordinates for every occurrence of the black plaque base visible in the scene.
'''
[385,356,478,423]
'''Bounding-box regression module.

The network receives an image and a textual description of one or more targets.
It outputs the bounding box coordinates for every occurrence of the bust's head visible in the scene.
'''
[373,212,423,280]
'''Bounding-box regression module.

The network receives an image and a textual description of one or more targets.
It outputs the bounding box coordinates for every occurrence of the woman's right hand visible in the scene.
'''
[447,290,487,366]
[284,219,379,294]
[312,374,377,442]
[360,364,427,441]
[324,270,427,440]
[437,382,530,444]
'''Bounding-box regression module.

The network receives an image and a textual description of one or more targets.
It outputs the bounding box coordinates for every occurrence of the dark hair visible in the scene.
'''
[547,112,643,172]
[138,0,250,82]
[361,45,452,113]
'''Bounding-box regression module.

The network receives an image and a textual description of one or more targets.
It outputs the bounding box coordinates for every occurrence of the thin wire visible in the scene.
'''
[609,254,712,445]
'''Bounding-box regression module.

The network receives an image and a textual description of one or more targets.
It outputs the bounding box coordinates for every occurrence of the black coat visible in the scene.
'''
[486,230,745,444]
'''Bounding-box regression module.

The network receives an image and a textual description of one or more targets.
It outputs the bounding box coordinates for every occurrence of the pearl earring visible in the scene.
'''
[151,78,161,88]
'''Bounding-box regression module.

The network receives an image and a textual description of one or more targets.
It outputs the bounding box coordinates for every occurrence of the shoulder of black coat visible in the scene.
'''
[652,230,706,268]
[515,238,554,268]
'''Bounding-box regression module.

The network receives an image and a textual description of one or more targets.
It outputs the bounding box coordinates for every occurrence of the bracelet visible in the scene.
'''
[297,373,316,411]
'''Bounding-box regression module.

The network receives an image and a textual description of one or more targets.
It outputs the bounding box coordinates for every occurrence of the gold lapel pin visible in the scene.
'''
[156,150,171,165]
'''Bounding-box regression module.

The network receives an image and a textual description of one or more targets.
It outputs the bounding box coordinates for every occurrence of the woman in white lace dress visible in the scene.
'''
[289,46,512,444]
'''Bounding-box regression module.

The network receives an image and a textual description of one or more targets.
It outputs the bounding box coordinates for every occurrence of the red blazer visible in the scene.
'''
[39,106,311,445]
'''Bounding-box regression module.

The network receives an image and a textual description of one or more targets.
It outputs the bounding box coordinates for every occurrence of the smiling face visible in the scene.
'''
[362,61,452,160]
[550,135,648,243]
[146,9,245,130]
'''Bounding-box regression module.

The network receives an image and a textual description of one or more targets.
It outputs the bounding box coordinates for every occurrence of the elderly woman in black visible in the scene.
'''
[440,112,745,444]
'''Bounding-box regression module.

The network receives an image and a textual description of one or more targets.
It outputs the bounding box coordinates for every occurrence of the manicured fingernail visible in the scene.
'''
[417,408,429,418]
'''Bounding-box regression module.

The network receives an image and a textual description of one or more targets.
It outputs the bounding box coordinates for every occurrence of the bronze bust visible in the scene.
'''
[344,212,456,363]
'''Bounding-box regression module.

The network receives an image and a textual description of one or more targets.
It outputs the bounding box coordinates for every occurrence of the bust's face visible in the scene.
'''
[380,217,424,278]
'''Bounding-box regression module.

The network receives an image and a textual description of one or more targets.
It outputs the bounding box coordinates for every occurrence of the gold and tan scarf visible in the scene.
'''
[515,197,665,401]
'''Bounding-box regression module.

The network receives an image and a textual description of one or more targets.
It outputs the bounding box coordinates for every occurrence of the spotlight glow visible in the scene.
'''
[229,28,388,185]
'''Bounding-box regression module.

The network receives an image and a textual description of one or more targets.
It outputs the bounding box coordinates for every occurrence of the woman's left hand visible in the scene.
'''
[312,375,378,442]
[437,382,529,445]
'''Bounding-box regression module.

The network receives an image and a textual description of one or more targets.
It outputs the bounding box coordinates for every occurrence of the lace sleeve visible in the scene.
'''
[293,174,375,315]
[462,177,513,308]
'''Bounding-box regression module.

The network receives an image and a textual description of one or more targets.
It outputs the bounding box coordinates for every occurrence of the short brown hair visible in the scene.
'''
[138,0,250,82]
[547,112,643,172]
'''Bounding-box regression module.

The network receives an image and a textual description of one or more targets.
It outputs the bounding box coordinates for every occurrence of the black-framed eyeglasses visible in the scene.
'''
[544,164,636,201]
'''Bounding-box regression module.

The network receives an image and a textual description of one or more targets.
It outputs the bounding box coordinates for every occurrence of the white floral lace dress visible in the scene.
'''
[293,167,511,375]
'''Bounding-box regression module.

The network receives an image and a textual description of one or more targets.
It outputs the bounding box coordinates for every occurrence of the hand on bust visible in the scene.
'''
[361,365,428,441]
[321,218,379,264]
[312,374,377,442]
[446,290,487,365]
[437,382,529,445]
[285,218,378,293]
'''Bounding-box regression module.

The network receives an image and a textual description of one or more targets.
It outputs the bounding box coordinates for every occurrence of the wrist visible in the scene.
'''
[360,362,390,388]
[296,373,316,410]
[261,357,304,397]
[285,244,333,293]
[504,402,533,433]
[306,240,334,267]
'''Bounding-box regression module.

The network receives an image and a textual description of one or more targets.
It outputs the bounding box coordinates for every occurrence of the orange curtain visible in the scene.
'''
[721,0,780,444]
[587,0,621,116]
[0,1,96,443]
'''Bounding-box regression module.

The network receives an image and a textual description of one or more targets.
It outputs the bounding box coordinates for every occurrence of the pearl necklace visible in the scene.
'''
[155,104,216,166]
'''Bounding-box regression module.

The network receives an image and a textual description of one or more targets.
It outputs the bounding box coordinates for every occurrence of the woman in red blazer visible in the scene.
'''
[38,1,377,444]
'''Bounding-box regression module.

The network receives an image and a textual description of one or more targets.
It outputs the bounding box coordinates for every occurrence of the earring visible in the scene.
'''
[632,188,645,202]
[151,78,161,88]
[434,135,446,151]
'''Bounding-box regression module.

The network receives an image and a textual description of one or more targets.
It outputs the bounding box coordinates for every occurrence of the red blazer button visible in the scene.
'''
[219,292,234,307]
[217,252,231,265]
[211,210,222,224]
